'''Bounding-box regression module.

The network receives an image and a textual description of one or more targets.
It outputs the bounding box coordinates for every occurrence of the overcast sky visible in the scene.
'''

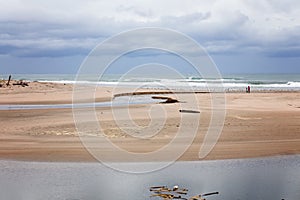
[0,0,299,74]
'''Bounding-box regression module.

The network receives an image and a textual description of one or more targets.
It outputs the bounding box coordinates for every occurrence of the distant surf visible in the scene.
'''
[1,73,300,92]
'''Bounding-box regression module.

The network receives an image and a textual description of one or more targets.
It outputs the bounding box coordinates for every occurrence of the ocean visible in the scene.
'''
[1,73,300,92]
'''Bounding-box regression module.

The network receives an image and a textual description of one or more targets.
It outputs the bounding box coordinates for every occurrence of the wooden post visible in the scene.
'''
[6,75,11,86]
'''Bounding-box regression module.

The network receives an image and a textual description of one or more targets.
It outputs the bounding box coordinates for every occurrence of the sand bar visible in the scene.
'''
[0,81,299,162]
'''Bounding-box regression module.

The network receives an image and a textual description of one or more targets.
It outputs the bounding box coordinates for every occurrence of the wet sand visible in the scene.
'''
[0,81,299,162]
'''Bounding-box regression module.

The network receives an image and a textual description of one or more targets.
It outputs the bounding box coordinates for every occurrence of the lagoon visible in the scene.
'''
[0,155,299,200]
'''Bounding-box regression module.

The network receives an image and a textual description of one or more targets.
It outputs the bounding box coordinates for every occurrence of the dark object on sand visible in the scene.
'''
[164,98,179,103]
[179,109,200,113]
[152,96,179,104]
[6,75,11,86]
[13,80,29,87]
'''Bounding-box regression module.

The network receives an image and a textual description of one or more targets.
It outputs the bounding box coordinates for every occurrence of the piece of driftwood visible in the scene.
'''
[179,109,200,113]
[150,185,218,200]
[152,96,179,104]
[164,98,179,103]
[6,75,11,86]
[203,192,219,196]
[150,186,167,190]
[189,192,219,200]
[13,80,29,87]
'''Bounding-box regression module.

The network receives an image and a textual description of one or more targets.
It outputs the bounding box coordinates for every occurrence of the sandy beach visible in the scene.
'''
[0,81,299,162]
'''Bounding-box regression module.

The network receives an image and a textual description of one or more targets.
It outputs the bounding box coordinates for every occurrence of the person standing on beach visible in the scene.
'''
[248,85,250,93]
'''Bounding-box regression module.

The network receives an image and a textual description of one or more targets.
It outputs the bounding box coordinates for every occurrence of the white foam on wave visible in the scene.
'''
[36,77,300,91]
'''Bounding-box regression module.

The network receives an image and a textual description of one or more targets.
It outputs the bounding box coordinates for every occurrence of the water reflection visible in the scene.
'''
[0,155,299,200]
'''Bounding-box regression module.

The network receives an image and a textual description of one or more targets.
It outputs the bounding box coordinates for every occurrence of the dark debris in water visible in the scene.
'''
[149,185,218,200]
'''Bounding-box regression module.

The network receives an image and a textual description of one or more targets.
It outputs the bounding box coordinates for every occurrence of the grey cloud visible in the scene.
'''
[0,0,299,58]
[266,47,300,57]
[0,19,110,57]
[161,12,211,25]
[0,45,16,55]
[0,43,89,57]
[116,5,153,18]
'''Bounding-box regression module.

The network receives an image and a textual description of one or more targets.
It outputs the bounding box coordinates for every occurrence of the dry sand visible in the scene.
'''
[0,81,299,162]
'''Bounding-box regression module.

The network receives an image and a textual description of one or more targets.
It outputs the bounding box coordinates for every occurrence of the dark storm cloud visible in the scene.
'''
[0,0,299,58]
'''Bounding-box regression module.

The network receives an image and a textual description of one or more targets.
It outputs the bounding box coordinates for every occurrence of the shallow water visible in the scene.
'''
[0,156,299,200]
[0,95,162,110]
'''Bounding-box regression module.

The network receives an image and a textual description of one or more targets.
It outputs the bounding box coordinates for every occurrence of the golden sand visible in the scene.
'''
[0,81,299,162]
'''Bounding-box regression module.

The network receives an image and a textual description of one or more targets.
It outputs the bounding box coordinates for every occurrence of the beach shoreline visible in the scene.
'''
[0,81,299,162]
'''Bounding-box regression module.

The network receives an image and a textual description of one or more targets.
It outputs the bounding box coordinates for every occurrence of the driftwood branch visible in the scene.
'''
[13,80,29,87]
[152,96,179,104]
[150,185,218,199]
[6,75,11,86]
